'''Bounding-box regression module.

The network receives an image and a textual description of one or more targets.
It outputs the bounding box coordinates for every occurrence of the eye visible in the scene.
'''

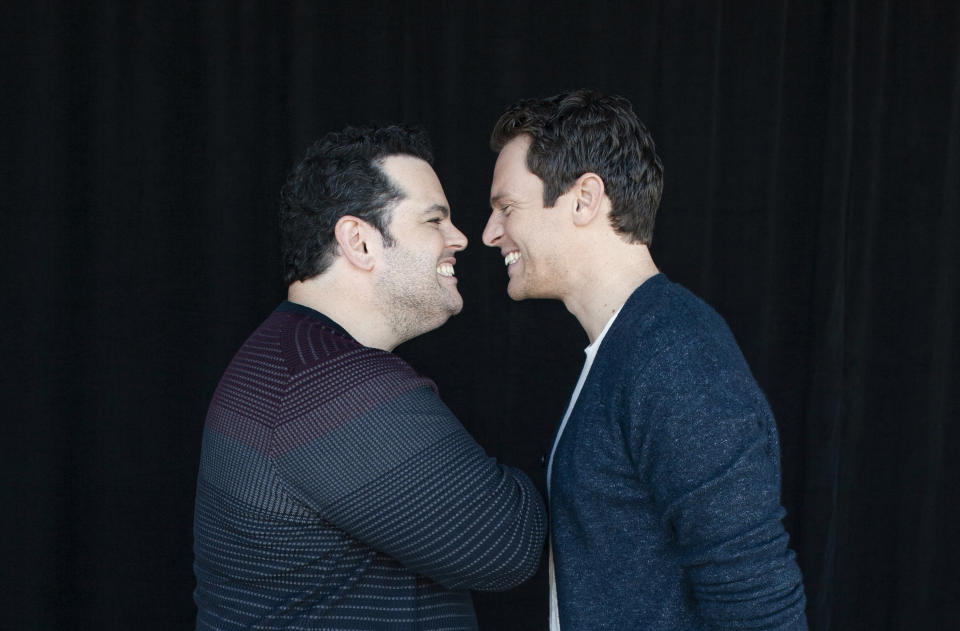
[500,204,513,215]
[427,217,442,224]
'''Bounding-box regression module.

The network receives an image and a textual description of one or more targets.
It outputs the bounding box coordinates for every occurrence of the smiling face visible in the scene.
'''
[374,155,468,342]
[483,135,572,301]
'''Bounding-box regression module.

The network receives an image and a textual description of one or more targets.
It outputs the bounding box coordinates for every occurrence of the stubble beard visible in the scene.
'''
[377,245,462,344]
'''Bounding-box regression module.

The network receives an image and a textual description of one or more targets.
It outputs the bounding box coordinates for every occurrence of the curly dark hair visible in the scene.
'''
[279,125,434,284]
[490,89,663,244]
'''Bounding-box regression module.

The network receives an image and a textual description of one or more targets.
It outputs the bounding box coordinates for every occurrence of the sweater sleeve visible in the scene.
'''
[635,341,807,630]
[271,350,547,592]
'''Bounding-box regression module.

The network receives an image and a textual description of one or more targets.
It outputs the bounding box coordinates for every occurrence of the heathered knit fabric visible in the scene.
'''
[193,302,546,630]
[551,274,807,630]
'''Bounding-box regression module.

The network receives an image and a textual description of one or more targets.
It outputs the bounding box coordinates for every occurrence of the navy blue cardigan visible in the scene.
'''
[551,274,807,629]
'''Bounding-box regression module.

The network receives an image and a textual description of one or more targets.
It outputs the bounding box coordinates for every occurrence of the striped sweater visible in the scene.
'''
[193,301,546,630]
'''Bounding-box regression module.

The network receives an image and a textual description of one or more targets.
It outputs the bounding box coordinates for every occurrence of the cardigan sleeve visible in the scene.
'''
[271,353,547,592]
[634,341,808,629]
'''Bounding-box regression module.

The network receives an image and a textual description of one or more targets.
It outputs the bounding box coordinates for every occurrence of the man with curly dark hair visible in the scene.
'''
[193,125,546,630]
[484,90,807,630]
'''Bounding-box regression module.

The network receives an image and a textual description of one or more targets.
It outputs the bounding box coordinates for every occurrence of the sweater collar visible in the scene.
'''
[276,301,354,341]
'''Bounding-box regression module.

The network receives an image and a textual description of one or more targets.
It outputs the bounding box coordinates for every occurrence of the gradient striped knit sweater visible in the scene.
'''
[193,302,546,630]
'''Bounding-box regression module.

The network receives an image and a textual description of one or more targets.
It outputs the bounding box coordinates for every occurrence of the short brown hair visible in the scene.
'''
[491,89,663,244]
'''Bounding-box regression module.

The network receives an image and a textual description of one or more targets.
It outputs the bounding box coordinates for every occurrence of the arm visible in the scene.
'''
[638,344,807,629]
[273,358,547,592]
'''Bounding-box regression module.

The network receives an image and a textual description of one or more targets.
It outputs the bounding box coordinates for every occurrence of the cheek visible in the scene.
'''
[513,224,540,253]
[504,217,525,243]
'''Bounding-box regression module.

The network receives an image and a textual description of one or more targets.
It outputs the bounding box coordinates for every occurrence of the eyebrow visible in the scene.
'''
[423,204,449,218]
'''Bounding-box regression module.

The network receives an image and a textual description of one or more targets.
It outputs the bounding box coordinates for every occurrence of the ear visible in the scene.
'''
[571,173,606,227]
[333,215,378,271]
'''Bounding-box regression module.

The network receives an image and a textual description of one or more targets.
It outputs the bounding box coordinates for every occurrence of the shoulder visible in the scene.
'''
[600,275,736,364]
[621,275,730,338]
[591,279,779,467]
[596,276,761,408]
[272,309,438,401]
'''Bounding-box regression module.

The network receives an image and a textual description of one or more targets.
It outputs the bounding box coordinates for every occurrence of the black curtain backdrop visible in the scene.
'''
[3,2,958,629]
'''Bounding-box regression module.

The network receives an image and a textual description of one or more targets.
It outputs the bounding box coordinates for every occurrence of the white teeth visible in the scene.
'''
[504,251,521,266]
[437,263,455,277]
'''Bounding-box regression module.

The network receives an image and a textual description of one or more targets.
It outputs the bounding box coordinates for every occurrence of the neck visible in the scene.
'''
[561,242,659,343]
[287,269,399,351]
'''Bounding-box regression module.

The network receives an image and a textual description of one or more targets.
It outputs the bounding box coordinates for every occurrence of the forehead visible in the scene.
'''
[493,135,532,177]
[490,135,540,200]
[381,155,447,206]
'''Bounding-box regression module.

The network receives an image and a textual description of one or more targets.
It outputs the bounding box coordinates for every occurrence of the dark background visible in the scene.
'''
[2,1,958,629]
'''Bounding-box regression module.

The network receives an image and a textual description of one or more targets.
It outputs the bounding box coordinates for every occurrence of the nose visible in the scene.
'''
[446,221,468,252]
[482,210,502,247]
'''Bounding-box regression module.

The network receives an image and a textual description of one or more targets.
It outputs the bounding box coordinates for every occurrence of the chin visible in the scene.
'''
[506,282,530,302]
[443,299,463,318]
[430,302,462,326]
[447,291,464,315]
[508,281,557,302]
